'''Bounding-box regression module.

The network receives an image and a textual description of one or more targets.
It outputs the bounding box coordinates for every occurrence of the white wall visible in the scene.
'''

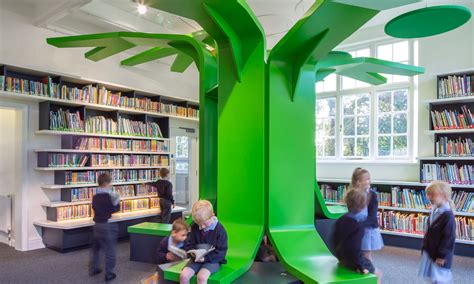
[316,7,474,181]
[0,7,200,250]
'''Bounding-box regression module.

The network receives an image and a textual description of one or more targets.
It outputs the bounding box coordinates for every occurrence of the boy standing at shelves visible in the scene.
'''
[154,168,174,223]
[89,173,120,282]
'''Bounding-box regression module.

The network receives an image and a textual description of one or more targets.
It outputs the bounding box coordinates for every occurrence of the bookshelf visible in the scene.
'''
[0,64,192,250]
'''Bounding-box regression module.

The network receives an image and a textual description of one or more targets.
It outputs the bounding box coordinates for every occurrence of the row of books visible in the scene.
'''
[390,186,430,209]
[430,106,474,130]
[83,116,163,138]
[57,204,91,221]
[379,210,473,241]
[452,191,474,213]
[49,109,83,132]
[120,198,150,212]
[48,154,88,167]
[56,197,162,221]
[435,136,474,157]
[70,184,158,202]
[2,76,49,96]
[421,163,474,185]
[1,75,199,118]
[438,74,474,98]
[319,184,347,203]
[89,154,169,167]
[76,137,132,151]
[64,169,160,185]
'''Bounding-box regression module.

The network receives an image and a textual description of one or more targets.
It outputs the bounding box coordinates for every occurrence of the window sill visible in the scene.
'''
[317,159,417,165]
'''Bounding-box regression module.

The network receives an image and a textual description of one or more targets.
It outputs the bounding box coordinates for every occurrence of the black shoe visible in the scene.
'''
[89,269,102,276]
[105,273,116,282]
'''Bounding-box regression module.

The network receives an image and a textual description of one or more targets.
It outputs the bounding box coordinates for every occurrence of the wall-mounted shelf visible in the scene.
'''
[35,149,171,155]
[35,130,171,141]
[35,165,170,171]
[41,179,158,189]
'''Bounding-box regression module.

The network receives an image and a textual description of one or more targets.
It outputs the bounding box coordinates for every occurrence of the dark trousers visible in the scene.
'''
[159,199,172,224]
[90,222,118,276]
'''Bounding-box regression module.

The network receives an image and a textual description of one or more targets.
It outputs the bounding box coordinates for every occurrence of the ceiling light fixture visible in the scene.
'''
[137,4,147,15]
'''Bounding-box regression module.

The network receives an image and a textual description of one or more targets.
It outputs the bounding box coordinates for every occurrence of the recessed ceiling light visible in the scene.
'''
[137,4,147,15]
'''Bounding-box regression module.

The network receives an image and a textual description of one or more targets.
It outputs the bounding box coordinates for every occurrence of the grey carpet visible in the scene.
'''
[0,242,472,283]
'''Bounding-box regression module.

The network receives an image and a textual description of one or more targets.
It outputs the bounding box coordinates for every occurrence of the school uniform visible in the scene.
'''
[157,236,185,264]
[361,188,384,251]
[90,189,120,279]
[333,211,375,273]
[154,178,174,224]
[185,217,228,274]
[419,202,455,283]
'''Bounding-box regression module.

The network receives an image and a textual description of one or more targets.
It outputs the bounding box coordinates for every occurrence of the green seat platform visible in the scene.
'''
[163,223,262,284]
[127,222,172,236]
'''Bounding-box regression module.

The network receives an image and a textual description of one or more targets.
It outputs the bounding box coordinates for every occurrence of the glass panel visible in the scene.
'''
[356,137,369,157]
[393,89,408,111]
[316,119,324,133]
[357,116,369,135]
[326,118,336,136]
[343,96,355,115]
[356,48,370,57]
[393,135,408,156]
[343,117,355,135]
[357,95,370,114]
[393,41,409,62]
[393,113,408,134]
[343,138,355,157]
[378,115,392,134]
[342,77,356,90]
[176,136,189,158]
[315,81,324,93]
[378,136,391,156]
[378,91,392,113]
[324,74,337,92]
[377,44,392,61]
[324,138,336,156]
[316,139,324,156]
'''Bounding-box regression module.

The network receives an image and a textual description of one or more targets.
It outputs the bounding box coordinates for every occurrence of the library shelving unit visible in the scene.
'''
[0,64,192,251]
[318,72,474,258]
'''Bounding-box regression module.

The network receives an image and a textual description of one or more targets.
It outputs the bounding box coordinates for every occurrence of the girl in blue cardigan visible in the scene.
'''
[419,181,456,284]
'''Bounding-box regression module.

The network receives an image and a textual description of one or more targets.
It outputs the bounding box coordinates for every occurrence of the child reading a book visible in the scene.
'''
[419,181,456,284]
[154,168,174,223]
[180,200,228,284]
[350,167,384,261]
[333,189,382,283]
[157,219,189,264]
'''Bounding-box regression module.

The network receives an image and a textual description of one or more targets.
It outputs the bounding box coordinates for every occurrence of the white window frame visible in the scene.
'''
[315,39,417,163]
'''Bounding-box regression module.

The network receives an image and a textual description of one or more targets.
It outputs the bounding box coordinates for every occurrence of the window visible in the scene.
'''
[315,40,415,162]
[377,89,409,157]
[316,98,336,157]
[342,94,370,157]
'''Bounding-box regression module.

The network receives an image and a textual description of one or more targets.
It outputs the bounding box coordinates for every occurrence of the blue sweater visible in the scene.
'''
[186,222,228,264]
[422,211,456,268]
[363,189,379,228]
[333,213,367,272]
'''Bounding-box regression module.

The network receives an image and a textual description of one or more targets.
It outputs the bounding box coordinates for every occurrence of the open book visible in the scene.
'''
[168,244,215,262]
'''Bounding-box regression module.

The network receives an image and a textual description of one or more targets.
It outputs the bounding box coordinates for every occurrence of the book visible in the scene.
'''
[430,106,474,130]
[48,154,88,167]
[438,74,474,98]
[435,136,474,157]
[421,163,474,185]
[168,244,216,262]
[49,109,84,132]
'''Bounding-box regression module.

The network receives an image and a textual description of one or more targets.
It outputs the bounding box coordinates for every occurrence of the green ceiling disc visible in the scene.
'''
[385,5,471,38]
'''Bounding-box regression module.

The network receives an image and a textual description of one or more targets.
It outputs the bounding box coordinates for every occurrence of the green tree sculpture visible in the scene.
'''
[47,1,433,283]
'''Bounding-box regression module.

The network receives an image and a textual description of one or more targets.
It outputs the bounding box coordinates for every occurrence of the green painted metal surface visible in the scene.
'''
[385,5,472,39]
[127,222,172,236]
[45,0,459,282]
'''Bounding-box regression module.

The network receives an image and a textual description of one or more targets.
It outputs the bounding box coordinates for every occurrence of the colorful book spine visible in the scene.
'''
[132,140,169,152]
[150,197,160,208]
[48,154,88,167]
[151,155,169,166]
[435,136,474,157]
[136,184,158,196]
[120,198,149,212]
[320,184,347,203]
[112,185,135,197]
[430,106,474,130]
[70,187,96,202]
[85,116,118,134]
[65,171,96,185]
[4,76,49,96]
[438,74,474,98]
[421,163,474,185]
[57,204,91,221]
[49,109,84,132]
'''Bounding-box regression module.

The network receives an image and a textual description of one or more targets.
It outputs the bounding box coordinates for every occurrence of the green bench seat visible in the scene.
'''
[163,222,263,284]
[127,222,172,236]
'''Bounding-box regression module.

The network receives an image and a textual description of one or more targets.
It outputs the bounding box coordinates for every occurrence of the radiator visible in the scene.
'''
[0,195,12,236]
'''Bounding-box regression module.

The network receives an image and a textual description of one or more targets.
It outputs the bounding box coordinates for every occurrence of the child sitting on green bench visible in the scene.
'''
[180,200,228,284]
[157,219,189,264]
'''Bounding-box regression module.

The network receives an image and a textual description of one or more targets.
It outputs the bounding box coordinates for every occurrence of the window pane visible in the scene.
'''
[343,117,355,135]
[377,44,392,61]
[356,137,369,157]
[357,116,369,135]
[324,118,336,136]
[343,96,355,115]
[316,74,337,93]
[342,77,356,90]
[324,138,336,156]
[378,115,392,134]
[316,119,323,132]
[343,138,355,156]
[356,48,370,57]
[378,136,391,156]
[378,91,392,113]
[357,95,370,114]
[393,41,409,62]
[316,139,324,156]
[316,98,336,117]
[393,113,408,134]
[393,135,408,156]
[393,90,408,111]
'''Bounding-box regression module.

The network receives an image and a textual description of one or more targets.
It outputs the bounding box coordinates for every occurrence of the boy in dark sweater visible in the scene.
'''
[180,200,228,284]
[157,219,189,264]
[333,189,381,283]
[154,168,174,223]
[89,173,120,282]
